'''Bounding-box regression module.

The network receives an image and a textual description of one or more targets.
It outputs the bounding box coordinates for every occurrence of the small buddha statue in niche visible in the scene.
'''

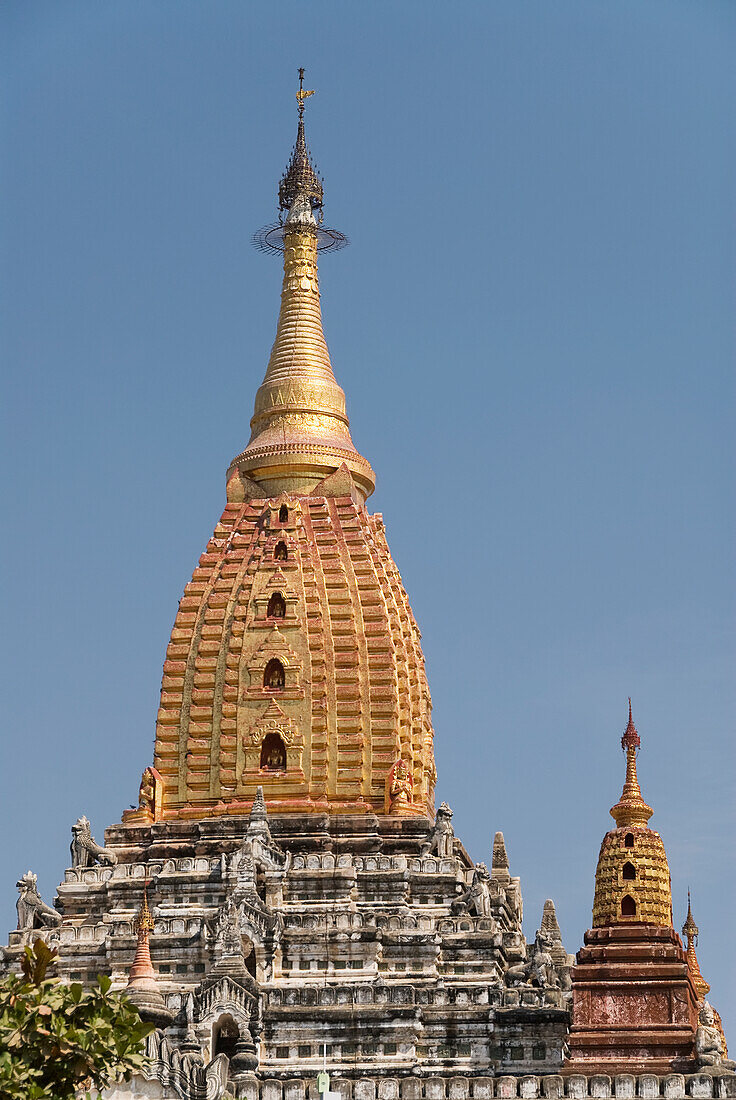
[264,660,285,689]
[266,746,285,770]
[260,734,287,771]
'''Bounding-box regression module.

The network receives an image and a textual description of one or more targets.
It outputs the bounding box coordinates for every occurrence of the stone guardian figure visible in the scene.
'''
[16,871,62,930]
[696,1002,735,1070]
[70,816,117,868]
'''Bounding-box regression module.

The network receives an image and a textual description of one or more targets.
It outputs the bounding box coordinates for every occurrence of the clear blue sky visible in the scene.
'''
[2,1,734,1034]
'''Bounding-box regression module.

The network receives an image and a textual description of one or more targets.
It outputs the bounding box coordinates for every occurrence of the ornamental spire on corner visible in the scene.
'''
[609,698,653,827]
[229,70,375,505]
[125,882,173,1025]
[682,891,711,1000]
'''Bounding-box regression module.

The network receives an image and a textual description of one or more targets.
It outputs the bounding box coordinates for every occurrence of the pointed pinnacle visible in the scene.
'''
[682,890,699,941]
[611,700,652,827]
[250,786,268,821]
[492,831,509,871]
[621,697,641,751]
[541,898,562,941]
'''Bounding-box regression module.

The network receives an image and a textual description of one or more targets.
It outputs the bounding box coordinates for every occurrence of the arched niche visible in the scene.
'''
[242,935,257,980]
[212,1013,240,1059]
[260,731,286,771]
[621,894,637,917]
[267,592,286,619]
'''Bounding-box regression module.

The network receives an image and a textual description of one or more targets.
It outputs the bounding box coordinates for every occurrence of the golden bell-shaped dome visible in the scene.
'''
[592,703,673,928]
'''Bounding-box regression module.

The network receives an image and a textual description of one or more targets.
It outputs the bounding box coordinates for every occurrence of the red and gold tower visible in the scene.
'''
[567,703,700,1073]
[124,75,436,824]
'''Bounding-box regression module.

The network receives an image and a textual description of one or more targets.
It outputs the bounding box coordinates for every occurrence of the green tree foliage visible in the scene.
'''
[0,938,154,1100]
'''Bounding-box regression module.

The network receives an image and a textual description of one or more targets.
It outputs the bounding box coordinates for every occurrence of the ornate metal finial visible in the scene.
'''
[253,71,348,256]
[621,697,641,752]
[682,890,699,946]
[610,700,653,827]
[296,67,315,118]
[277,68,323,217]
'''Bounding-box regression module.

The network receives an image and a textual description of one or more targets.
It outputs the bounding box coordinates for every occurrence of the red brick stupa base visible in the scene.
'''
[566,923,700,1075]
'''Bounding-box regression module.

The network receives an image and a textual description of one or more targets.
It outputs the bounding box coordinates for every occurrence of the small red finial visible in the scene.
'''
[621,697,641,752]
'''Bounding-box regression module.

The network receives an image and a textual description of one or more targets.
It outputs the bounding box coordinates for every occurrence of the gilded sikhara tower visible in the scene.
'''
[2,76,733,1100]
[146,73,434,821]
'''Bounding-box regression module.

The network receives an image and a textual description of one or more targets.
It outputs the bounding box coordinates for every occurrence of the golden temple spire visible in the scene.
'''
[682,891,711,1000]
[609,698,654,827]
[125,882,172,1024]
[592,702,672,927]
[128,882,156,985]
[229,70,375,503]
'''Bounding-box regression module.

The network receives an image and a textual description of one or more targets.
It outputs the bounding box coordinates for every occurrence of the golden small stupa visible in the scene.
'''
[592,701,673,927]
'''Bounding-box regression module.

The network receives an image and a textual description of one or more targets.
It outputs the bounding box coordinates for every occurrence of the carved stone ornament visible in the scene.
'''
[70,816,117,868]
[248,700,295,748]
[145,1030,229,1100]
[451,864,491,918]
[696,1002,736,1070]
[422,800,455,857]
[15,871,61,931]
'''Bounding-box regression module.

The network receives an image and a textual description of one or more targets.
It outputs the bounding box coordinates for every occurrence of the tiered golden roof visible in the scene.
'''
[146,76,435,820]
[592,703,673,927]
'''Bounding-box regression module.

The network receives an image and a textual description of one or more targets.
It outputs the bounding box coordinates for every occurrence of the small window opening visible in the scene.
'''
[624,833,634,848]
[213,1014,240,1059]
[622,861,636,881]
[267,592,286,618]
[263,658,285,690]
[621,894,637,917]
[274,541,288,562]
[260,731,286,771]
[279,505,288,523]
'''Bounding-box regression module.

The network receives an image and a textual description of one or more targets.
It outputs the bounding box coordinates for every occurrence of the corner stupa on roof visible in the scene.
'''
[125,883,173,1026]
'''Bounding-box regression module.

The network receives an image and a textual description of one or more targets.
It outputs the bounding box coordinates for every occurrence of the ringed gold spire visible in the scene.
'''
[229,70,375,503]
[609,698,654,827]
